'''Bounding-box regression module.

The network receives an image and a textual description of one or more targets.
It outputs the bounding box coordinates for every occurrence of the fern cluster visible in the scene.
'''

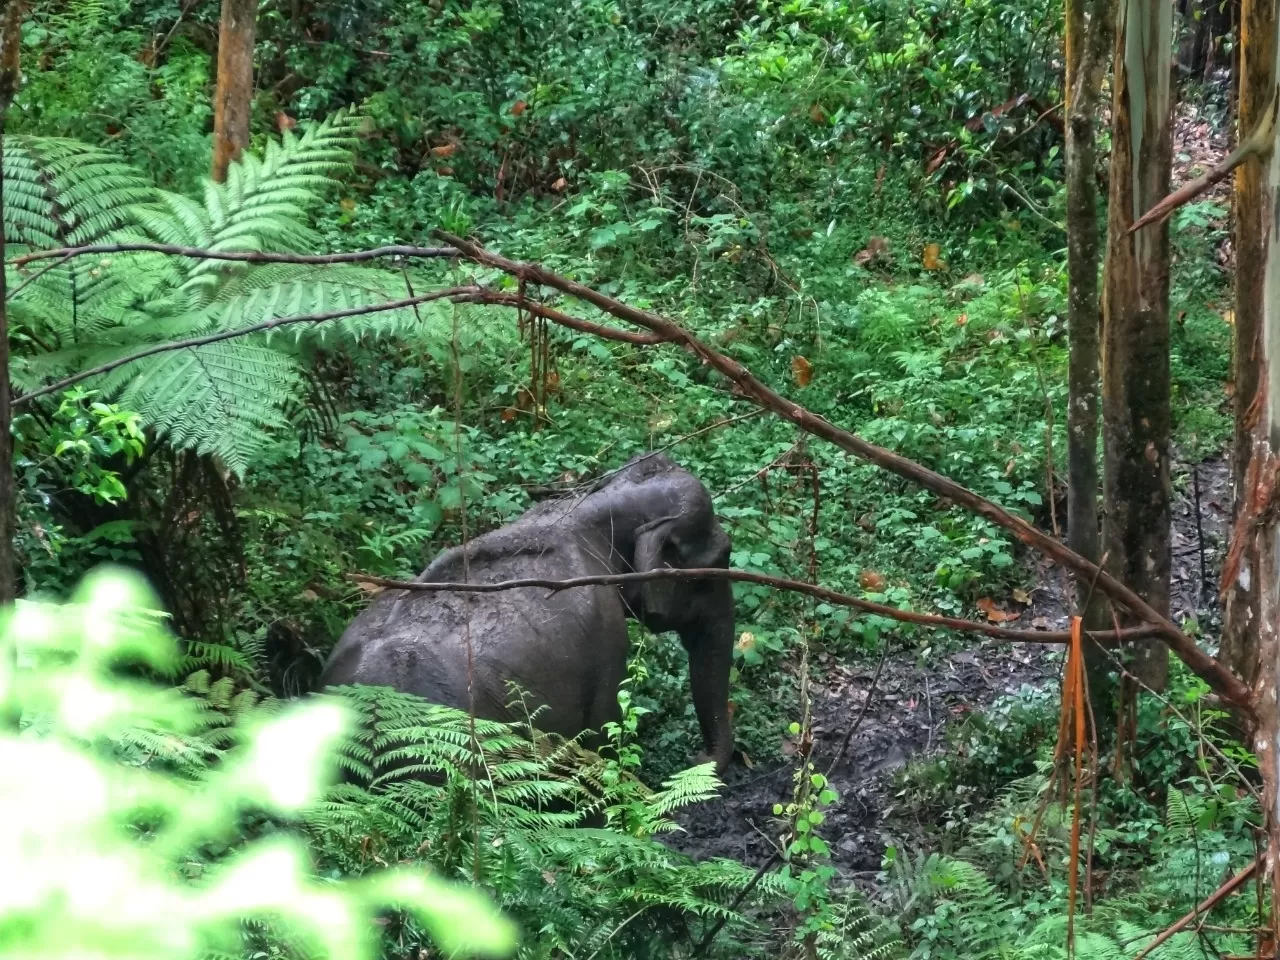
[308,684,787,959]
[882,771,1261,960]
[8,114,447,474]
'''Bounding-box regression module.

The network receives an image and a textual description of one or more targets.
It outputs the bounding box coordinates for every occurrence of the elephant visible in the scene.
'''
[317,451,737,774]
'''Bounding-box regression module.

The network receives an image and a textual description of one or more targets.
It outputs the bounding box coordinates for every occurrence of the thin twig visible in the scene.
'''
[346,569,1165,645]
[824,639,893,780]
[11,287,483,408]
[9,241,458,268]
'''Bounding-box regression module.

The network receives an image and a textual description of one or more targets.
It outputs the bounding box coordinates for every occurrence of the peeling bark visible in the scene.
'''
[212,0,257,183]
[1102,0,1176,691]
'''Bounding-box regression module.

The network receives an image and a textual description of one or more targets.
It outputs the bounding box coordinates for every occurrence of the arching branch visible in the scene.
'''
[346,569,1163,646]
[434,229,1253,714]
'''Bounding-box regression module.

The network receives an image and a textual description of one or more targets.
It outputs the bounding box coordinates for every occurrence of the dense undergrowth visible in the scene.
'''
[7,0,1255,956]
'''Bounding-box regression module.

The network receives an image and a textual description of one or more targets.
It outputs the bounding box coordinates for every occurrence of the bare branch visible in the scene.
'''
[1129,93,1277,234]
[345,568,1163,645]
[11,286,483,408]
[9,242,458,269]
[1132,854,1263,960]
[433,229,1254,714]
[452,289,671,345]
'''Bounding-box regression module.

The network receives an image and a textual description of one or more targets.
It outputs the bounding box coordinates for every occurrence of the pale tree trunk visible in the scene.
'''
[212,0,257,183]
[1065,0,1116,712]
[1101,0,1176,692]
[0,0,25,609]
[1222,0,1276,688]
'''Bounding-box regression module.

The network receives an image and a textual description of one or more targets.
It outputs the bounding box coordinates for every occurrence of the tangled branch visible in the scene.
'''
[345,568,1162,645]
[433,230,1252,713]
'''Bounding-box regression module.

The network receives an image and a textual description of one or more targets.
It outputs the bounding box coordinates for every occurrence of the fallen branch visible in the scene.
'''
[345,568,1163,645]
[1132,853,1263,960]
[1129,93,1277,234]
[9,241,458,269]
[11,286,483,408]
[433,230,1254,713]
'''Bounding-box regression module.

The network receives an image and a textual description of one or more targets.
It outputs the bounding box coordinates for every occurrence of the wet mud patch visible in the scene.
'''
[666,457,1232,880]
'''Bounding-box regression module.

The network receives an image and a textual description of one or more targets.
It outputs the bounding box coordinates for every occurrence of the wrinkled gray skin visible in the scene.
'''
[318,452,736,774]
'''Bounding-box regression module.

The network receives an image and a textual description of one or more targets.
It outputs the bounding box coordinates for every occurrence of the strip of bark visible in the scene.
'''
[11,287,484,408]
[345,569,1164,645]
[433,229,1254,713]
[9,242,458,269]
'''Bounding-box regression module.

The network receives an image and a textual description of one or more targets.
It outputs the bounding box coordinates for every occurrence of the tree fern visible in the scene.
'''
[9,112,436,473]
[309,684,784,959]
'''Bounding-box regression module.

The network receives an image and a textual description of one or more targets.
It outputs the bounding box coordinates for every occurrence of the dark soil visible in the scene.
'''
[666,457,1233,881]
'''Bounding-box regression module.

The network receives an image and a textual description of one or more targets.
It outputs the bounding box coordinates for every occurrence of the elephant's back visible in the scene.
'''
[319,541,626,728]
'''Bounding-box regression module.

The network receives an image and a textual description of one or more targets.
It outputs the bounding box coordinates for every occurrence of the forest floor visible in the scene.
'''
[669,456,1233,883]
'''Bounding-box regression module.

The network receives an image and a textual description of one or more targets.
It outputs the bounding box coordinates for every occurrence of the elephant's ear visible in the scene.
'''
[633,515,680,621]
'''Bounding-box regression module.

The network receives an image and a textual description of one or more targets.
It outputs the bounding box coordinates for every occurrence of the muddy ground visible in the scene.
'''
[667,456,1234,881]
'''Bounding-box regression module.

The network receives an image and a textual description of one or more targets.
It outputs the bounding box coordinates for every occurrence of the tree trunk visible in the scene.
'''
[1102,0,1176,692]
[1244,12,1280,927]
[1065,0,1116,711]
[1222,0,1276,688]
[212,0,257,183]
[0,1,26,609]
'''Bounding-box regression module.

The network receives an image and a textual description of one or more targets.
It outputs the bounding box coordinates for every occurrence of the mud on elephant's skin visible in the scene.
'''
[318,451,737,773]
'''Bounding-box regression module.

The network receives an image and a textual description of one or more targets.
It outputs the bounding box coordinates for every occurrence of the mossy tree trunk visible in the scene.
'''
[1065,0,1116,714]
[1222,0,1277,689]
[1101,0,1176,693]
[212,0,257,183]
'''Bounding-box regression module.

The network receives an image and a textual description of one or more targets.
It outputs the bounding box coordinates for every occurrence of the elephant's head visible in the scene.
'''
[584,453,736,773]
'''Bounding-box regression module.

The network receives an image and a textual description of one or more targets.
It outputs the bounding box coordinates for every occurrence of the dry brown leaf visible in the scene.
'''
[1012,587,1032,604]
[859,569,887,591]
[977,597,1021,623]
[854,235,890,267]
[791,355,813,386]
[922,242,946,271]
[431,142,458,158]
[512,100,528,117]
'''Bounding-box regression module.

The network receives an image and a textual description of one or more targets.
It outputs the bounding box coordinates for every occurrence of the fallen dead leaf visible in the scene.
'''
[1012,587,1031,604]
[977,597,1021,623]
[791,355,814,386]
[859,569,887,591]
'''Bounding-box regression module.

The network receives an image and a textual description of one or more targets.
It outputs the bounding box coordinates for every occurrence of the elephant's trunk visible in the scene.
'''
[681,579,736,776]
